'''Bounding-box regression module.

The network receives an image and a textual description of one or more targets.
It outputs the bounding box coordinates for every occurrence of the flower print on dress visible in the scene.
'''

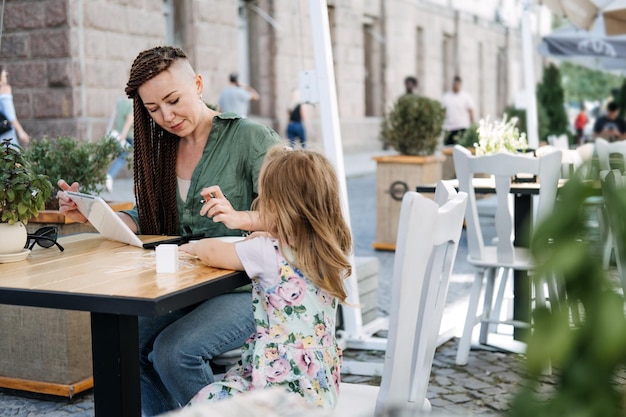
[277,276,308,307]
[264,357,292,383]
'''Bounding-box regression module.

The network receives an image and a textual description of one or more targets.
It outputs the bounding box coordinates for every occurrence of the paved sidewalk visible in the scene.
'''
[0,148,534,417]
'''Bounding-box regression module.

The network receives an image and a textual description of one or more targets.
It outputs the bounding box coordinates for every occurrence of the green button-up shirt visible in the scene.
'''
[123,113,282,237]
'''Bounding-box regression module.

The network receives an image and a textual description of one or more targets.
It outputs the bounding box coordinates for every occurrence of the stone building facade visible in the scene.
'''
[0,0,548,152]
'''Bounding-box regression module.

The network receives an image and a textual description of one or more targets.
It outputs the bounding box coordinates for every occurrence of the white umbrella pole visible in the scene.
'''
[308,0,367,342]
[522,0,539,148]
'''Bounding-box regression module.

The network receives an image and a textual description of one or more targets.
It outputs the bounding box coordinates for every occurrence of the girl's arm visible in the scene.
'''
[180,239,244,271]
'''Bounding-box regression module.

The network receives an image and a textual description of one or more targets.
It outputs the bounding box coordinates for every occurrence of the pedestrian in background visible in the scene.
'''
[574,104,588,145]
[404,75,418,95]
[217,72,260,117]
[105,95,134,192]
[0,66,29,147]
[442,75,474,146]
[593,101,626,142]
[286,89,308,148]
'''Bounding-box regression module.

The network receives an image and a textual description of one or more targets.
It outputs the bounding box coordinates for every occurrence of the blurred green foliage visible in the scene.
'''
[560,61,624,104]
[508,173,626,417]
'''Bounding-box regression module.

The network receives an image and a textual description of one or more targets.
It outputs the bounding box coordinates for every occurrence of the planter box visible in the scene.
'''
[0,200,133,398]
[373,154,445,251]
[26,201,134,235]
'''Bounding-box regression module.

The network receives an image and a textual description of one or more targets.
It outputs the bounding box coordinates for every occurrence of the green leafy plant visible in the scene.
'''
[380,95,445,156]
[0,139,53,224]
[24,136,122,210]
[508,175,626,417]
[537,64,569,142]
[457,123,479,148]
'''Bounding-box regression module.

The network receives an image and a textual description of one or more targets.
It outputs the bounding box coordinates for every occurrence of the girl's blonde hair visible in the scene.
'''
[254,147,352,302]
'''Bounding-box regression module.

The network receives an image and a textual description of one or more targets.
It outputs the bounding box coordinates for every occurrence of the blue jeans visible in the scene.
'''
[139,292,255,416]
[286,122,306,148]
[107,138,133,178]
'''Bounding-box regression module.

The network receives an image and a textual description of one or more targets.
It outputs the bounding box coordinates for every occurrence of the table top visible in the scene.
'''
[0,234,248,316]
[416,177,569,195]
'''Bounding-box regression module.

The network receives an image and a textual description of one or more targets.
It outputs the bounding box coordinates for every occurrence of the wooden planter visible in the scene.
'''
[373,154,445,251]
[26,201,134,235]
[0,200,134,398]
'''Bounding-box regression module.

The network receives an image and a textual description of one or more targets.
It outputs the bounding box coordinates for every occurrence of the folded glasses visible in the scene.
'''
[25,226,65,252]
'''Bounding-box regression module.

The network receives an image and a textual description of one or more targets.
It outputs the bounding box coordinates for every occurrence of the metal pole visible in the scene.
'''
[308,0,363,338]
[521,0,539,148]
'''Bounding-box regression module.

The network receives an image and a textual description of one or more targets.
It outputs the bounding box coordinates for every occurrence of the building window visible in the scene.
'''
[442,33,455,93]
[363,22,383,117]
[416,27,424,95]
[497,47,508,117]
[163,0,184,47]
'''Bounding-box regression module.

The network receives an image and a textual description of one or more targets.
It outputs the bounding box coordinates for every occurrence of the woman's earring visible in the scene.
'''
[199,95,204,102]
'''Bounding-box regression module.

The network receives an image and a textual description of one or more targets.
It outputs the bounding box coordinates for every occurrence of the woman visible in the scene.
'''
[0,66,29,147]
[57,46,281,415]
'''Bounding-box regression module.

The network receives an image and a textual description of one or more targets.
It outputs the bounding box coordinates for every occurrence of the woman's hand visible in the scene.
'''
[199,185,250,230]
[56,179,88,223]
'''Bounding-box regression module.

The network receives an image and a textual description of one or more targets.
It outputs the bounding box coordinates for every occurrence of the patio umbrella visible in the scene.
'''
[541,0,626,35]
[537,17,626,73]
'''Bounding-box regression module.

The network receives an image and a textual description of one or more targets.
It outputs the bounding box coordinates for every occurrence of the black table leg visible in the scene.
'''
[91,313,141,417]
[513,194,532,341]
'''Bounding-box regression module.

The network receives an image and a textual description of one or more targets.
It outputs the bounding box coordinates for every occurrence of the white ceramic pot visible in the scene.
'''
[0,222,27,254]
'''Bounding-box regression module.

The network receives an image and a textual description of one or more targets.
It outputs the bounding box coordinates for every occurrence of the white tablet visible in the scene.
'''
[65,191,144,248]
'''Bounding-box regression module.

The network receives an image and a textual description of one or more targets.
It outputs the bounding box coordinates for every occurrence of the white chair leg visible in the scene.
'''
[479,268,497,344]
[456,270,485,366]
[603,231,614,270]
[489,267,510,334]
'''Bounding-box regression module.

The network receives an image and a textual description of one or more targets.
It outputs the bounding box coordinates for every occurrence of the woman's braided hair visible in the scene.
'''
[125,46,188,235]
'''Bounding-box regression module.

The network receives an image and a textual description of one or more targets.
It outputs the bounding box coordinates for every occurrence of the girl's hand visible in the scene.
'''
[57,179,88,223]
[179,242,198,257]
[200,185,249,230]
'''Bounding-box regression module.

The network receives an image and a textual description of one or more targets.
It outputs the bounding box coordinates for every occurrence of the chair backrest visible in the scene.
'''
[601,169,626,296]
[376,181,467,414]
[595,138,626,172]
[452,145,562,264]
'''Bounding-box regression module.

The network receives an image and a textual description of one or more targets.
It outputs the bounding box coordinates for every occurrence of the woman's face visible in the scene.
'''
[137,60,203,137]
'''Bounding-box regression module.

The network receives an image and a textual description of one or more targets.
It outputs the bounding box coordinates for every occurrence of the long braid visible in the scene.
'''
[125,46,186,235]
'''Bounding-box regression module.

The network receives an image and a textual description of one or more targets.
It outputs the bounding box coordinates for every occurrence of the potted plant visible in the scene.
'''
[24,136,123,210]
[0,139,53,256]
[373,95,446,250]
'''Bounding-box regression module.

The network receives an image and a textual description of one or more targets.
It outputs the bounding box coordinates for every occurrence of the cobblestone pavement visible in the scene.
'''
[0,339,542,416]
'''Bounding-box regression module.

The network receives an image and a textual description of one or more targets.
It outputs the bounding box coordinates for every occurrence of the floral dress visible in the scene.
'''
[189,237,342,408]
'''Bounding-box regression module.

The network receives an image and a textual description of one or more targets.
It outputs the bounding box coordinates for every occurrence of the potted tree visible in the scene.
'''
[373,95,446,250]
[0,139,53,258]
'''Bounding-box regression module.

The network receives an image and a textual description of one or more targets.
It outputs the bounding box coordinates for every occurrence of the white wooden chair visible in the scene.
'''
[452,145,562,366]
[595,138,626,172]
[594,139,626,269]
[601,169,626,298]
[334,182,468,416]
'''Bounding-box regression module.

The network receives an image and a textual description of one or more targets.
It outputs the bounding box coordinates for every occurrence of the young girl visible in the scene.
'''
[180,147,352,409]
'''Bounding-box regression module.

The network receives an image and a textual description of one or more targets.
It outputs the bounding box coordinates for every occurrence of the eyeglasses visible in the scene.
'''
[25,226,65,252]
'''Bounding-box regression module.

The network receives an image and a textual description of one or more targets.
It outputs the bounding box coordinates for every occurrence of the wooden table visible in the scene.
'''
[416,178,567,341]
[0,234,248,417]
